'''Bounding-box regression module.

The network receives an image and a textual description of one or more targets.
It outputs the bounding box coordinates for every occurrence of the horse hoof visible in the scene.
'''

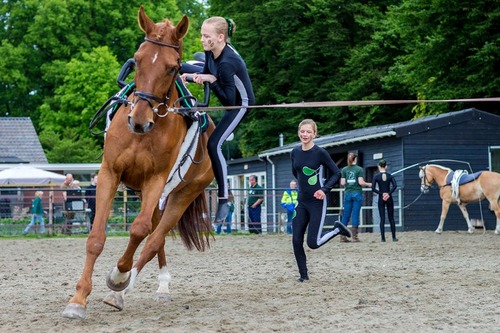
[468,229,475,234]
[62,303,86,319]
[103,291,124,311]
[434,229,442,234]
[495,229,500,235]
[106,268,131,292]
[155,292,172,303]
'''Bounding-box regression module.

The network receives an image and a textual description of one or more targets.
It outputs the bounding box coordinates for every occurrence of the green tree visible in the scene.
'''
[383,0,500,117]
[3,0,500,162]
[38,46,120,162]
[0,0,201,162]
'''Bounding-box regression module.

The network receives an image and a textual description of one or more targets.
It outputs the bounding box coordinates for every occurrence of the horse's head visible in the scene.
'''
[128,6,189,134]
[419,165,433,194]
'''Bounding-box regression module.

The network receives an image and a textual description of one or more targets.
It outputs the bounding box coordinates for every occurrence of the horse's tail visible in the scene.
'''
[176,192,212,251]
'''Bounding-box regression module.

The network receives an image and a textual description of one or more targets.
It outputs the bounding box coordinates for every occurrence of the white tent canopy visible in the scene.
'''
[0,165,66,185]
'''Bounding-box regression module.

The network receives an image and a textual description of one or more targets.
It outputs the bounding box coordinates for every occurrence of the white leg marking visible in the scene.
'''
[156,267,171,295]
[110,266,131,285]
[125,268,138,294]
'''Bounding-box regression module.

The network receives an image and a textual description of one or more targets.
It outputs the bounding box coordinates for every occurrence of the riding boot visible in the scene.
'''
[352,226,360,242]
[381,233,386,242]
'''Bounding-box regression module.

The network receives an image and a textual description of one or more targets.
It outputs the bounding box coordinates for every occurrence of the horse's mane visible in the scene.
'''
[428,164,453,172]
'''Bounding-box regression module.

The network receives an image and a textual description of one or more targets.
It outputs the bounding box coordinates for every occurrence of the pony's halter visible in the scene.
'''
[130,37,181,117]
[419,166,431,194]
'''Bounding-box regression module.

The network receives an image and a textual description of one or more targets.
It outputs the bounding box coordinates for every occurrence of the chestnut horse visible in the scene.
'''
[419,164,500,234]
[62,7,214,319]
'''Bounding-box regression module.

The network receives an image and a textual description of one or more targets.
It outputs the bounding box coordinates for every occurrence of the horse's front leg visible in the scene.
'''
[103,204,167,310]
[435,200,452,234]
[62,169,119,319]
[106,180,165,292]
[457,203,474,233]
[132,186,205,301]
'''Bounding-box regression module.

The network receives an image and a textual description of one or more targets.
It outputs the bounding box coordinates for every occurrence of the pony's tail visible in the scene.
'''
[177,192,213,251]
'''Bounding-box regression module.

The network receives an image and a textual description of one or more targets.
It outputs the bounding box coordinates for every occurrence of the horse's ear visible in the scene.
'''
[176,15,189,40]
[138,5,155,35]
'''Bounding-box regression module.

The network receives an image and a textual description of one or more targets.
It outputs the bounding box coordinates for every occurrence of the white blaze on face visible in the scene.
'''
[152,52,158,64]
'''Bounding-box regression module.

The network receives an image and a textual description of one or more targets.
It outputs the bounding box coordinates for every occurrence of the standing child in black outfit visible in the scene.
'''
[291,119,351,282]
[371,160,398,242]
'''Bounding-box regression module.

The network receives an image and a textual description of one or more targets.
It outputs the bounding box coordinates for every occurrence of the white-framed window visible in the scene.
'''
[489,146,500,173]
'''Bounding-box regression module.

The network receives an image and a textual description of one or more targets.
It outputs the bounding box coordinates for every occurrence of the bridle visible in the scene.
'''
[420,165,432,194]
[130,37,181,118]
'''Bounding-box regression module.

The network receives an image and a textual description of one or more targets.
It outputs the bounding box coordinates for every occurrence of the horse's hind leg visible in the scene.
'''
[490,199,500,235]
[155,243,172,303]
[457,204,475,233]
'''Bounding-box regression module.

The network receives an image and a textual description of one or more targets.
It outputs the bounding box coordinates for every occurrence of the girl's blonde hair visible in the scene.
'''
[298,119,318,134]
[203,16,236,42]
[35,191,43,197]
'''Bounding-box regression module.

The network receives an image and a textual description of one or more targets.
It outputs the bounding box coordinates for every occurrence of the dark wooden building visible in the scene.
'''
[228,108,500,232]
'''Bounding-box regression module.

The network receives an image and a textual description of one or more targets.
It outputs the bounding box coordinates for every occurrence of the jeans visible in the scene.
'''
[248,206,262,234]
[286,211,294,234]
[24,214,45,233]
[341,192,363,227]
[216,212,232,234]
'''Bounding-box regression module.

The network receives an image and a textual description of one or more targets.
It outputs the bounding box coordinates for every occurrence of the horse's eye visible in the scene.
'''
[166,67,178,76]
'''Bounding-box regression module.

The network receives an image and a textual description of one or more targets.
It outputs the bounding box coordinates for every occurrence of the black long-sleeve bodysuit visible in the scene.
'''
[291,145,341,278]
[372,172,397,240]
[203,45,254,198]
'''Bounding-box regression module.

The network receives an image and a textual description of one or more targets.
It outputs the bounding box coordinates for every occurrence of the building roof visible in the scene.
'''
[0,117,48,163]
[259,108,500,158]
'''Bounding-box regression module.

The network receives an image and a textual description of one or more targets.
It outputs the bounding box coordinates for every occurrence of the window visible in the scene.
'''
[489,146,500,173]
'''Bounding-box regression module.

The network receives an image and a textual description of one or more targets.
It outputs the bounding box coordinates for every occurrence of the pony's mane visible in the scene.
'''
[429,164,453,172]
[160,18,175,28]
[150,19,177,41]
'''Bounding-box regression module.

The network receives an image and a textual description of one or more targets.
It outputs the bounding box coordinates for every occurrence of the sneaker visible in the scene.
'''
[333,221,352,238]
[297,276,309,283]
[214,201,230,223]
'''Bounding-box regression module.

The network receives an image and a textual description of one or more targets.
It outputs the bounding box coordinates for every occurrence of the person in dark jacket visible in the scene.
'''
[372,160,398,242]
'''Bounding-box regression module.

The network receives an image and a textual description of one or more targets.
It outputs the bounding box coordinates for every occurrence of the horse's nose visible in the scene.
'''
[128,116,154,133]
[420,185,429,194]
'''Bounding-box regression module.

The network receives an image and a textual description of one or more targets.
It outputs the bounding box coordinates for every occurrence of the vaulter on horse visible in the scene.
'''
[180,16,255,225]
